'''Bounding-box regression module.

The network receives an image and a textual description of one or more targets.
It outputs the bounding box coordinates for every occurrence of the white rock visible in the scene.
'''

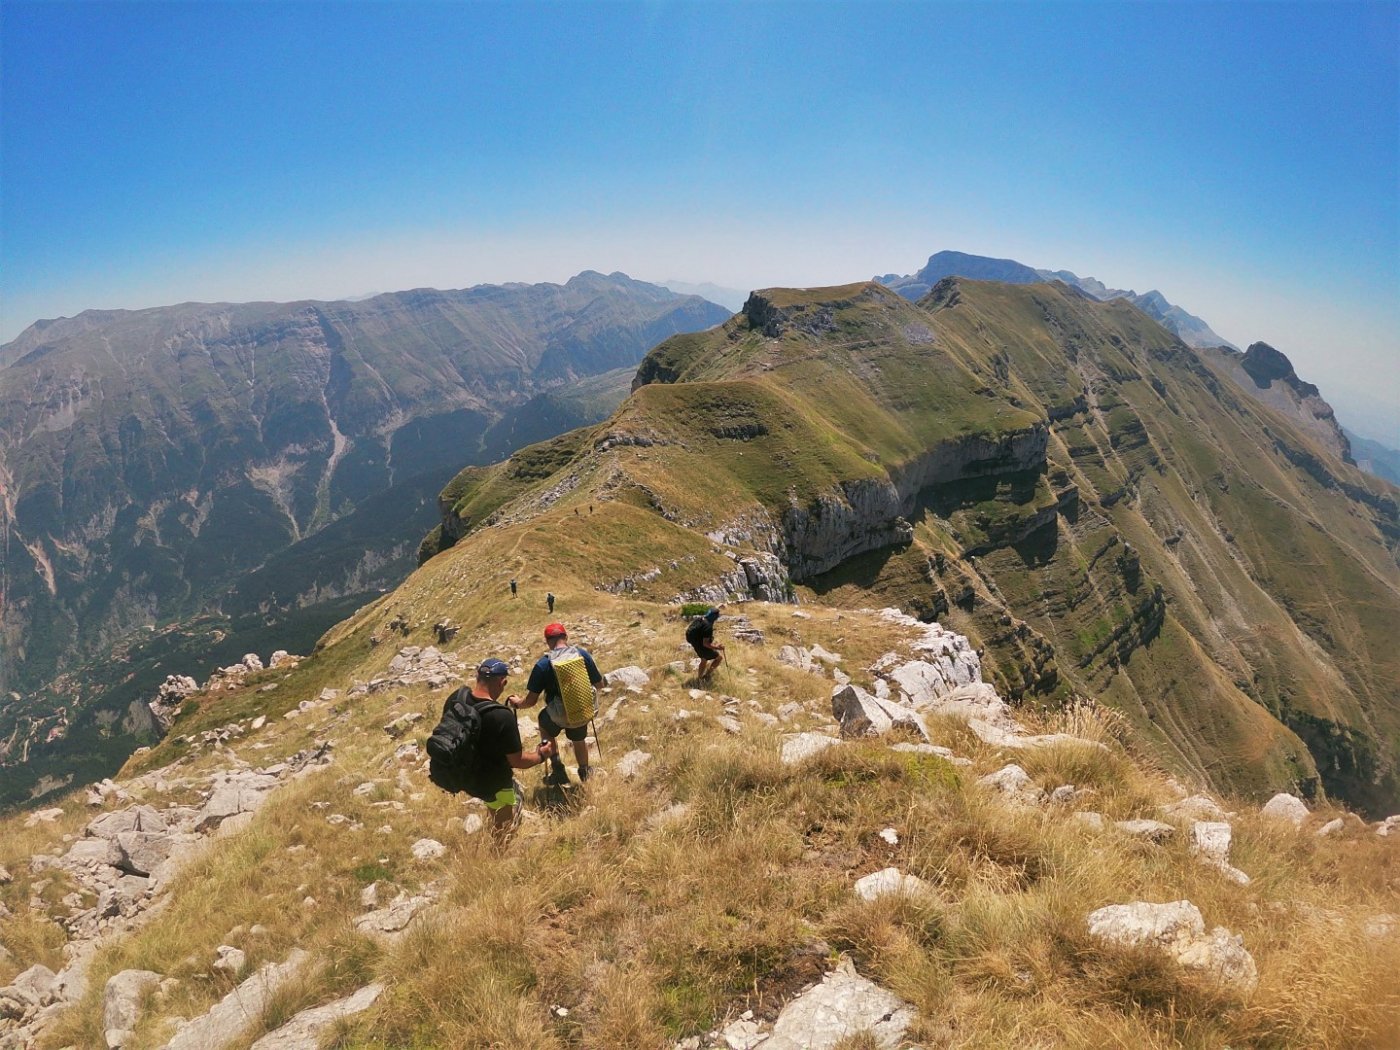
[211,946,246,975]
[879,827,899,846]
[250,716,266,730]
[1115,819,1176,843]
[1260,793,1310,828]
[24,807,65,828]
[248,982,384,1050]
[354,894,432,942]
[1315,817,1345,837]
[604,666,650,692]
[854,867,928,902]
[1161,795,1228,822]
[1189,821,1250,884]
[164,949,309,1050]
[760,957,915,1049]
[1086,900,1257,991]
[808,644,842,665]
[1363,913,1398,938]
[1375,814,1400,836]
[102,968,162,1048]
[977,764,1044,804]
[831,684,929,742]
[410,838,446,861]
[716,715,743,735]
[780,732,840,765]
[463,813,485,835]
[617,750,653,781]
[1073,811,1107,830]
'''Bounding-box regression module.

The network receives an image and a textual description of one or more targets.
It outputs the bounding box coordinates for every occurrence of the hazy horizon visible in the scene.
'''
[3,1,1395,440]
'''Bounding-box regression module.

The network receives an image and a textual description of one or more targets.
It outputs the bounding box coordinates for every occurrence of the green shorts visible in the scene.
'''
[483,786,518,811]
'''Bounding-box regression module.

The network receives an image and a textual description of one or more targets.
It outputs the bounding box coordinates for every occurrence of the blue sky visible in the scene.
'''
[3,1,1397,437]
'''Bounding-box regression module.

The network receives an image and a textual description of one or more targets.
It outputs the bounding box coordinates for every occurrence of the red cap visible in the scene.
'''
[544,622,567,640]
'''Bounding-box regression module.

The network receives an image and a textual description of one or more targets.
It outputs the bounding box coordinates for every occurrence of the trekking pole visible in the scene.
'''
[590,717,601,757]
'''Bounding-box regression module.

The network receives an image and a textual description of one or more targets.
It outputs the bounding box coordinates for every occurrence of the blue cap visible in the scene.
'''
[705,607,721,621]
[477,658,510,678]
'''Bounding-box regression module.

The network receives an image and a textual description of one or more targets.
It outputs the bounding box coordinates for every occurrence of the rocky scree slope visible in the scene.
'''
[425,278,1400,816]
[0,273,726,809]
[0,589,1397,1049]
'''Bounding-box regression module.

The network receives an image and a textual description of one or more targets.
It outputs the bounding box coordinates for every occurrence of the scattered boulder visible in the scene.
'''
[977,764,1044,804]
[1377,815,1400,837]
[617,750,653,781]
[1160,795,1228,822]
[831,684,928,742]
[604,666,650,692]
[780,733,840,765]
[382,712,425,738]
[354,895,432,943]
[1086,900,1257,991]
[211,945,246,975]
[761,957,915,1049]
[1315,817,1345,838]
[1073,811,1107,830]
[248,982,385,1050]
[1189,822,1250,885]
[102,969,162,1048]
[854,867,928,902]
[411,839,446,861]
[1260,793,1309,828]
[163,950,309,1050]
[1115,819,1176,844]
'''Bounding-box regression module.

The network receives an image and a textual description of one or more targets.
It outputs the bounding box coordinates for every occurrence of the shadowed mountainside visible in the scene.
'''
[0,274,726,807]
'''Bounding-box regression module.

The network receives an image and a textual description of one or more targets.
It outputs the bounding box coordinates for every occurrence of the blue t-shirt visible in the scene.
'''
[528,646,603,727]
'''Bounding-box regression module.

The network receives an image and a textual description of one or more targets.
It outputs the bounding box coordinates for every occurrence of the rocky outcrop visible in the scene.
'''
[1086,900,1258,991]
[783,426,1048,580]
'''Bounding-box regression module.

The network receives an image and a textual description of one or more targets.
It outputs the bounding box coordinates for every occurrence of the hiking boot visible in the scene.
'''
[577,765,592,783]
[543,761,571,787]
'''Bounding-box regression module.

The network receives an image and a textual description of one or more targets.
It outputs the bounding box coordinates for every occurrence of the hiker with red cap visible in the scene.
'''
[511,623,604,785]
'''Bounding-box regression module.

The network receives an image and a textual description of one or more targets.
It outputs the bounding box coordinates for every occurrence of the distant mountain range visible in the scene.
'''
[877,250,1237,350]
[0,272,728,806]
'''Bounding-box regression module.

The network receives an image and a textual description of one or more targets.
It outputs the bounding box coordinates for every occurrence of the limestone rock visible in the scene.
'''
[102,969,162,1048]
[248,982,385,1049]
[780,733,840,765]
[382,712,425,738]
[354,895,431,942]
[411,838,445,861]
[163,949,309,1050]
[1115,819,1176,843]
[1073,811,1107,830]
[977,764,1044,804]
[1315,817,1345,837]
[1190,821,1250,884]
[617,750,653,781]
[831,684,928,742]
[853,867,928,902]
[1260,793,1309,828]
[604,666,650,692]
[1161,795,1228,822]
[1086,900,1257,991]
[761,957,915,1049]
[212,946,246,975]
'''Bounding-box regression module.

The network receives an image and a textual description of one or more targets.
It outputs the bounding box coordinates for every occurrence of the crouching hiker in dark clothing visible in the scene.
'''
[466,659,557,844]
[686,606,724,680]
[511,623,603,786]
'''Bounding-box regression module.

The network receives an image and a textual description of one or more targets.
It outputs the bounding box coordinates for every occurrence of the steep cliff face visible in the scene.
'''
[426,278,1400,814]
[1205,342,1354,464]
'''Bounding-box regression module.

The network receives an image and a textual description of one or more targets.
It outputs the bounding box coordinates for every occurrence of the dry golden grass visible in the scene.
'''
[10,596,1400,1049]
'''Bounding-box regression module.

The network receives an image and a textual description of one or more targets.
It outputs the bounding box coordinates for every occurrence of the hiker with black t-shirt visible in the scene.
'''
[462,658,557,842]
[686,606,724,681]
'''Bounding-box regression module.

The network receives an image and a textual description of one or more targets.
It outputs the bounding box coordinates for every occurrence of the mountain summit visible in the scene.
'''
[877,251,1237,349]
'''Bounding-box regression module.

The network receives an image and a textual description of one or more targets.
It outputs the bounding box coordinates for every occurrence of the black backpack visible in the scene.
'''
[425,687,483,795]
[686,616,709,644]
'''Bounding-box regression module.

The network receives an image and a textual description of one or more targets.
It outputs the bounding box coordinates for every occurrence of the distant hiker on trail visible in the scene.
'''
[510,578,517,598]
[428,659,557,845]
[686,606,725,681]
[513,623,603,786]
[546,592,556,613]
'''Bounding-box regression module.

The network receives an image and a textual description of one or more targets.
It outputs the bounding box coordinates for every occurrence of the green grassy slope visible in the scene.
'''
[423,278,1400,814]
